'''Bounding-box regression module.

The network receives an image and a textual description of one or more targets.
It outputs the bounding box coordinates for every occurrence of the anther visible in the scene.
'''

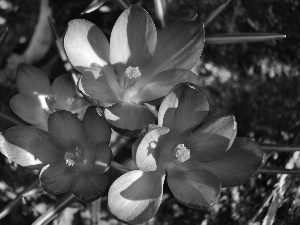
[120,66,141,89]
[174,144,190,163]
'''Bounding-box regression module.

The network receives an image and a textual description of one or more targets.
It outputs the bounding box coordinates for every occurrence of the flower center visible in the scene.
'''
[119,66,141,89]
[174,144,190,163]
[64,147,85,166]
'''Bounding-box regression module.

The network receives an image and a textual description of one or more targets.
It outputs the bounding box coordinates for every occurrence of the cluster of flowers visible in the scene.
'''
[0,5,263,224]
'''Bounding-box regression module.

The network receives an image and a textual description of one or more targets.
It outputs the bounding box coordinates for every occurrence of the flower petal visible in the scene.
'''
[135,126,170,172]
[71,172,108,202]
[158,84,209,134]
[134,69,198,103]
[9,94,49,131]
[0,126,61,169]
[185,115,237,162]
[132,124,163,166]
[48,110,85,150]
[50,74,76,107]
[167,167,221,209]
[201,137,263,187]
[16,64,51,96]
[39,163,74,194]
[104,103,155,134]
[67,98,89,120]
[141,21,204,82]
[108,170,165,224]
[83,106,111,145]
[81,142,112,174]
[110,5,157,75]
[80,68,121,103]
[63,19,110,73]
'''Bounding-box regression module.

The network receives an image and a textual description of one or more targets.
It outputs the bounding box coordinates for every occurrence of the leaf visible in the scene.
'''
[206,33,286,44]
[81,0,109,14]
[154,0,166,27]
[204,0,231,27]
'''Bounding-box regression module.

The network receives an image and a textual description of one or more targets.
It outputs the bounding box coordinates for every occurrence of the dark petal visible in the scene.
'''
[134,69,198,103]
[83,106,111,145]
[167,166,221,209]
[140,20,204,82]
[51,74,76,107]
[0,126,61,169]
[16,64,51,96]
[185,115,237,162]
[39,163,74,194]
[9,94,49,131]
[201,137,263,187]
[82,142,112,174]
[158,84,209,134]
[48,110,85,151]
[71,172,108,202]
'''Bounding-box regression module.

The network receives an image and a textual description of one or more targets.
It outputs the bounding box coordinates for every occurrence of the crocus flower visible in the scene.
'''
[9,64,89,131]
[63,4,204,134]
[108,84,263,224]
[0,106,112,202]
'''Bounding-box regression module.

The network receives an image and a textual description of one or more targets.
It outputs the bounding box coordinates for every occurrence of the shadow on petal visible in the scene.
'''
[110,5,157,76]
[108,170,165,224]
[104,103,155,135]
[158,84,209,134]
[135,126,170,172]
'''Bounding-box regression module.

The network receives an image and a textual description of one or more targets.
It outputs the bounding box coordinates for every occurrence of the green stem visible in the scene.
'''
[258,166,300,175]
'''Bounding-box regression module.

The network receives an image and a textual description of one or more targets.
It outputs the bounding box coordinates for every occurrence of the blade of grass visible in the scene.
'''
[154,0,166,28]
[32,193,75,225]
[0,179,39,220]
[206,33,286,44]
[81,0,109,15]
[204,0,231,27]
[261,145,300,152]
[0,28,8,48]
[258,166,300,175]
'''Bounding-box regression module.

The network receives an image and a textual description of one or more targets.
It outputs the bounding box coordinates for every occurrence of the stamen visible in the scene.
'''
[120,66,141,89]
[174,144,190,163]
[64,152,76,166]
[64,147,85,166]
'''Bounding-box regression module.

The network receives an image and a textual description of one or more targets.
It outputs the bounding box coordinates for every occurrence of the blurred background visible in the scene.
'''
[0,0,300,224]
